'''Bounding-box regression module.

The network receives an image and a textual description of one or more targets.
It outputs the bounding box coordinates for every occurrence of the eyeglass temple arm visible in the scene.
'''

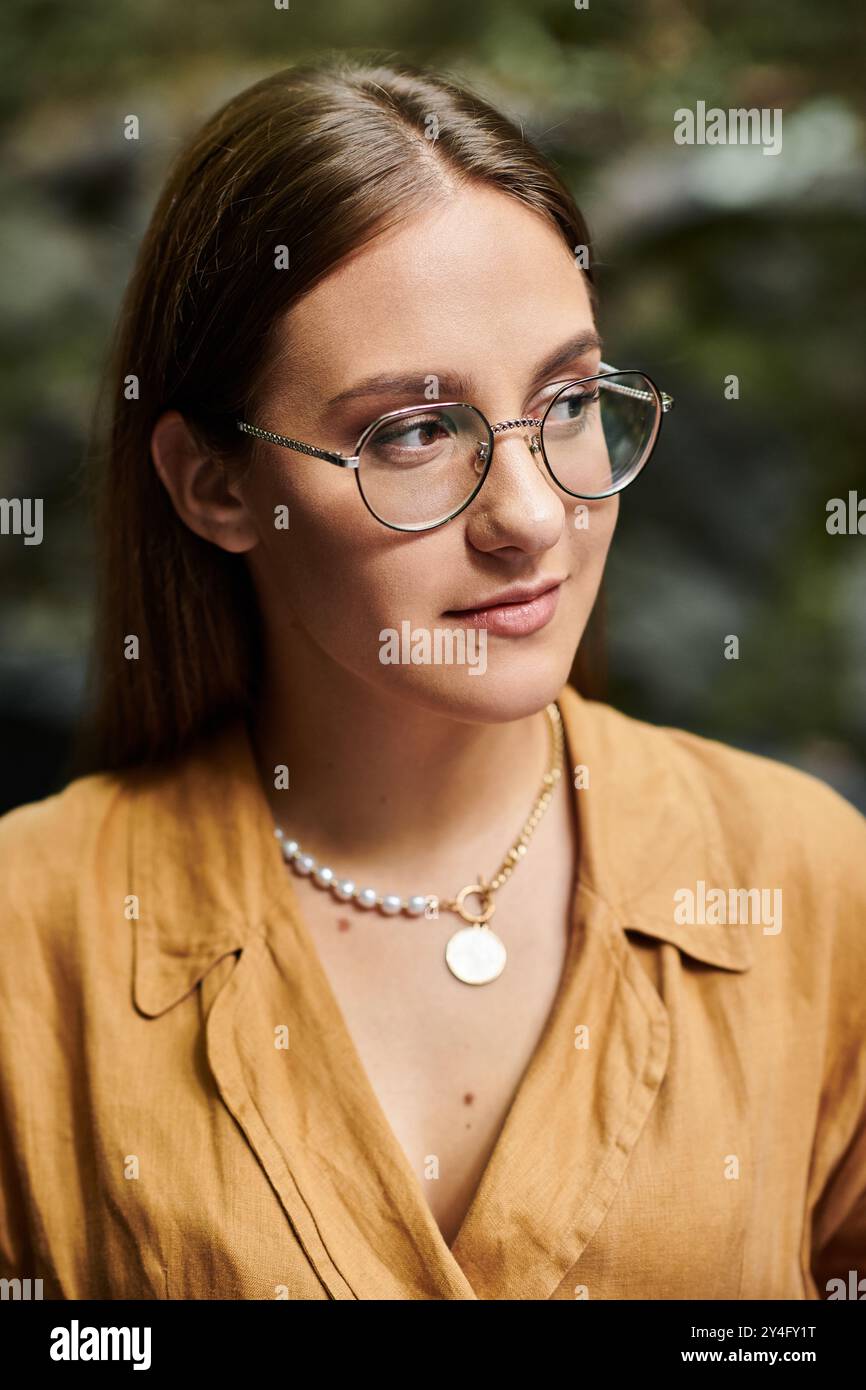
[235,420,359,467]
[599,362,674,413]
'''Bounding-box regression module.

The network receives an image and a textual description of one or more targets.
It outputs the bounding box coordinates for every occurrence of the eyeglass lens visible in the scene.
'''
[356,371,659,530]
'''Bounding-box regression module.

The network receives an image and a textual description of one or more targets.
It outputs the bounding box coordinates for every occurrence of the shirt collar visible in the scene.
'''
[128,721,275,1016]
[128,684,751,1017]
[555,685,754,973]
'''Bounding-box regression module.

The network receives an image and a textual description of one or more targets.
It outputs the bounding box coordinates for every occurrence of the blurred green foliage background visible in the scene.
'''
[1,0,864,811]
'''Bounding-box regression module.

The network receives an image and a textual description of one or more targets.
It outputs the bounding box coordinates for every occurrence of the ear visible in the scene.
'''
[150,409,258,554]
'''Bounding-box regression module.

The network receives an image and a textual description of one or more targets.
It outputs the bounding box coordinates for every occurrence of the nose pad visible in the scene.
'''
[525,432,543,462]
[524,432,546,474]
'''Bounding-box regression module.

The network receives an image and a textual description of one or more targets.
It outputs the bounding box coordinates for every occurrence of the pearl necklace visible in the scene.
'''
[275,701,564,985]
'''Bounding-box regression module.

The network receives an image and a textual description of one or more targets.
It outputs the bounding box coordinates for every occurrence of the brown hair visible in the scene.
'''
[76,52,603,774]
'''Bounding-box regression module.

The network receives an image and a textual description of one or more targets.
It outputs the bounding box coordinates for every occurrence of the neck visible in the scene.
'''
[249,646,558,887]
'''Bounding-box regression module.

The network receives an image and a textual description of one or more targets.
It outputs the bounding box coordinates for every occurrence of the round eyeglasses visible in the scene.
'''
[236,363,673,533]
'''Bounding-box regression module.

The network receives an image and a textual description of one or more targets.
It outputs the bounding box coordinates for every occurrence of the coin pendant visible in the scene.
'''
[445,925,507,985]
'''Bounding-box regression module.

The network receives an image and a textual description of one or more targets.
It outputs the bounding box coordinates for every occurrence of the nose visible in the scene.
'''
[464,418,564,554]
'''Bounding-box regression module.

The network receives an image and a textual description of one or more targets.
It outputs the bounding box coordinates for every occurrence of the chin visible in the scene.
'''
[380,645,578,726]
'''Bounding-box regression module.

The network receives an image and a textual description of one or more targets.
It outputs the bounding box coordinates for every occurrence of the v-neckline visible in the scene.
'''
[270,705,585,1254]
[203,698,671,1299]
[274,817,585,1262]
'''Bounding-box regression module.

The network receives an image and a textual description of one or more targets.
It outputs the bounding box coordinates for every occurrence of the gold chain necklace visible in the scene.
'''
[276,701,564,985]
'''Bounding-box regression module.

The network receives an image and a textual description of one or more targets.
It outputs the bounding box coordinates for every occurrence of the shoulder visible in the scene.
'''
[568,687,866,878]
[0,767,126,880]
[0,720,249,968]
[0,769,132,968]
[565,688,866,1013]
[657,711,865,883]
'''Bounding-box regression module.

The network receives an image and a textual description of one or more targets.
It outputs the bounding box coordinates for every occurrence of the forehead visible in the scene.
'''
[280,185,595,391]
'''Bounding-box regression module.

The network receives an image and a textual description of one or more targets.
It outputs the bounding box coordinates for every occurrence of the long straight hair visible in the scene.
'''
[75,53,604,774]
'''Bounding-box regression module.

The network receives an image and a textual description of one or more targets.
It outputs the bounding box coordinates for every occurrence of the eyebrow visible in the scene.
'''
[324,329,604,410]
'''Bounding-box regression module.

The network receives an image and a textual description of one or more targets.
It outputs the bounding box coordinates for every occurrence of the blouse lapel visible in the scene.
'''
[449,881,671,1298]
[203,906,479,1300]
[446,685,755,1297]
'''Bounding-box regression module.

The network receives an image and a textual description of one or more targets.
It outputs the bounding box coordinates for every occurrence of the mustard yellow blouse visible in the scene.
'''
[1,683,864,1299]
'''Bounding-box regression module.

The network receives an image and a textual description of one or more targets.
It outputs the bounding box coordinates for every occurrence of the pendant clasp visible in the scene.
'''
[453,880,495,925]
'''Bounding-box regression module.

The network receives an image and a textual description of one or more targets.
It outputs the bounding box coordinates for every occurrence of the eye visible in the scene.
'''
[542,385,600,432]
[365,411,459,468]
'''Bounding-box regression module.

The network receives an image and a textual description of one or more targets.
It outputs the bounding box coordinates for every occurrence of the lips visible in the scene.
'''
[444,578,565,637]
[447,578,564,612]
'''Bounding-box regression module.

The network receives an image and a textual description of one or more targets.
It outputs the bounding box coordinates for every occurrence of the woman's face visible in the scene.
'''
[238,183,618,723]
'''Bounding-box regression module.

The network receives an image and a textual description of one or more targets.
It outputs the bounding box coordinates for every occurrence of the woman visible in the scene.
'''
[1,56,864,1302]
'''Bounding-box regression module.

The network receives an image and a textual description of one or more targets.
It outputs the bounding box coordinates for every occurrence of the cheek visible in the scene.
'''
[566,495,618,573]
[242,455,448,656]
